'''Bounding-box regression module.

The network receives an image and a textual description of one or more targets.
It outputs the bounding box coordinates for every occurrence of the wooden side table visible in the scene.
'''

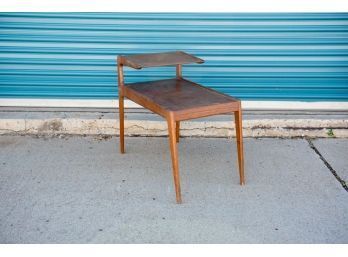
[117,51,245,203]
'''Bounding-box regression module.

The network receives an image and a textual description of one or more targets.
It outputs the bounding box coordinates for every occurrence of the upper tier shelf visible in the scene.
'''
[118,51,204,69]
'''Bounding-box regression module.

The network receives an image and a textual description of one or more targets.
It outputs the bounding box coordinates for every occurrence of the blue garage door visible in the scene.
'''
[0,12,348,101]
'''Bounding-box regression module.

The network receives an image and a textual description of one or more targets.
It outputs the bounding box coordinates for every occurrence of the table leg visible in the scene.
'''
[234,108,245,185]
[168,117,182,203]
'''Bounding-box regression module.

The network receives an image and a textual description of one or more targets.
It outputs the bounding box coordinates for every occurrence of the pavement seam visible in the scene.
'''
[306,138,348,192]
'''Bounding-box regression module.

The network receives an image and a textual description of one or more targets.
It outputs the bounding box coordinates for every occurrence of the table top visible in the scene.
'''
[125,78,238,112]
[119,51,204,69]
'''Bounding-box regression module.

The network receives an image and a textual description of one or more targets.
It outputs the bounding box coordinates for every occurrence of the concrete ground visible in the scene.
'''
[312,139,348,184]
[0,135,347,243]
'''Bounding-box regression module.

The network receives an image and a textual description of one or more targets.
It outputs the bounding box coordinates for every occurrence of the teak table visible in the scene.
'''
[117,51,244,203]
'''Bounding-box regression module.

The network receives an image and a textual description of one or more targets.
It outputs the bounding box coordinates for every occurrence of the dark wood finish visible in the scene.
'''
[119,51,204,69]
[124,78,239,119]
[117,51,245,203]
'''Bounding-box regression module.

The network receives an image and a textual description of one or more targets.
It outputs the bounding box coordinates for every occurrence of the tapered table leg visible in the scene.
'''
[119,95,125,154]
[168,117,182,203]
[234,107,245,185]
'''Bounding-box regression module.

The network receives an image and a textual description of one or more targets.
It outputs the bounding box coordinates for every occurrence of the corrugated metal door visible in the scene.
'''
[1,12,348,101]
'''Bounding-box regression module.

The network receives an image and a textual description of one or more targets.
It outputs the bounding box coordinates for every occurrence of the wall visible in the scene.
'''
[1,12,348,102]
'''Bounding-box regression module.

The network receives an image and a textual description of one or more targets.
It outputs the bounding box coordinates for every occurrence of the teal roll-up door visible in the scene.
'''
[0,12,348,101]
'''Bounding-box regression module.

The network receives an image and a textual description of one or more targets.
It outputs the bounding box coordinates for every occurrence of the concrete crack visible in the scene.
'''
[306,138,348,192]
